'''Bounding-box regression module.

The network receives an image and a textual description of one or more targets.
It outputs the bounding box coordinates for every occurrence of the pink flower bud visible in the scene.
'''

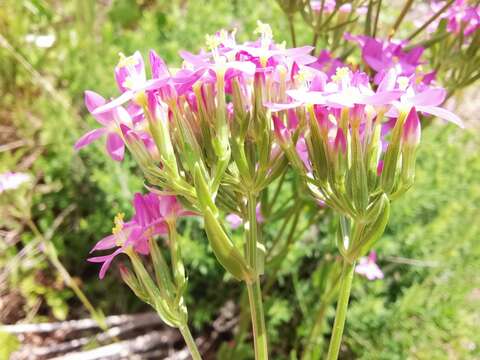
[334,128,347,155]
[402,107,421,146]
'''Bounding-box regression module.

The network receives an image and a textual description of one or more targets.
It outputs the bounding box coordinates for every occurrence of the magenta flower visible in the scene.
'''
[0,172,30,193]
[74,91,133,161]
[93,52,170,114]
[88,192,193,279]
[225,205,265,230]
[226,213,243,229]
[345,34,425,79]
[428,1,480,37]
[355,251,384,280]
[387,76,463,127]
[308,50,345,78]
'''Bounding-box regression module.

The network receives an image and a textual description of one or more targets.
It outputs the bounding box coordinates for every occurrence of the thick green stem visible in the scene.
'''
[326,260,355,360]
[179,324,203,360]
[247,280,268,360]
[246,192,258,269]
[246,192,268,360]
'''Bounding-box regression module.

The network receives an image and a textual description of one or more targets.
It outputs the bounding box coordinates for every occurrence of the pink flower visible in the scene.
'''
[93,52,170,114]
[429,1,480,37]
[386,75,463,127]
[345,34,425,80]
[308,50,345,78]
[88,192,193,279]
[225,204,265,230]
[0,172,30,193]
[226,213,243,229]
[74,91,132,161]
[355,251,384,280]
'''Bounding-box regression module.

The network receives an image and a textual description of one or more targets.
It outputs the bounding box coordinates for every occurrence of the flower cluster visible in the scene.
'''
[427,0,479,37]
[77,22,463,359]
[88,192,193,278]
[77,21,462,269]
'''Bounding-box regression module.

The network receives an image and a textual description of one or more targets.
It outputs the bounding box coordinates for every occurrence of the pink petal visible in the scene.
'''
[84,90,106,113]
[88,248,123,279]
[411,88,446,107]
[287,89,327,105]
[74,128,106,150]
[106,132,125,161]
[226,213,243,229]
[227,61,256,75]
[90,234,117,253]
[93,91,135,115]
[416,105,464,128]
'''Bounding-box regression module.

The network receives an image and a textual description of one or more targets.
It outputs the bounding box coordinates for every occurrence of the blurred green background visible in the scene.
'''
[0,0,479,359]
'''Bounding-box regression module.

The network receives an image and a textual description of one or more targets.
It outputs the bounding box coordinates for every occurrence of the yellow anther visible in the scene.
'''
[117,52,138,68]
[397,76,410,91]
[122,76,136,90]
[112,213,125,235]
[254,21,273,41]
[295,68,314,84]
[205,34,221,51]
[332,67,350,83]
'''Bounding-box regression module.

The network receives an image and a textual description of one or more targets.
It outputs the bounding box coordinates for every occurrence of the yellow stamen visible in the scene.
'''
[117,52,139,68]
[332,67,350,83]
[112,213,125,235]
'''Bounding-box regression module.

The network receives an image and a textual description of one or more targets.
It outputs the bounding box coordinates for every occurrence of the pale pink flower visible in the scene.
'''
[355,251,384,280]
[0,172,30,193]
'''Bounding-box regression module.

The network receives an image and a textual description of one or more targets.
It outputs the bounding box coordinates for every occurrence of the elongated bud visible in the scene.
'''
[307,105,329,181]
[381,109,408,195]
[333,127,347,182]
[146,93,178,177]
[193,163,217,215]
[402,107,421,147]
[120,124,153,169]
[398,107,421,194]
[127,249,185,327]
[357,196,390,258]
[203,207,254,282]
[148,237,176,299]
[119,264,151,304]
[273,114,289,144]
[367,121,382,188]
[350,126,369,215]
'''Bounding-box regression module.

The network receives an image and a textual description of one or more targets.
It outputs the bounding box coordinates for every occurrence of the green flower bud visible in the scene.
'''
[203,207,254,282]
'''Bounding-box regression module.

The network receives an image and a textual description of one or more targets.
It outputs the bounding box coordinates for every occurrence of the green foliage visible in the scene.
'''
[0,331,20,360]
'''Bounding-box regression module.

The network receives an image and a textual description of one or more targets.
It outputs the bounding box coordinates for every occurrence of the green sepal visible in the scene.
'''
[354,196,390,259]
[149,237,176,299]
[119,264,152,306]
[193,163,217,215]
[127,250,185,327]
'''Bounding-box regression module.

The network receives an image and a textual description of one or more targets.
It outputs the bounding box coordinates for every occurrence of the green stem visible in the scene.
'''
[389,0,413,38]
[246,192,258,269]
[326,260,355,360]
[246,191,268,360]
[179,324,203,360]
[247,280,269,360]
[288,15,297,47]
[302,274,341,360]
